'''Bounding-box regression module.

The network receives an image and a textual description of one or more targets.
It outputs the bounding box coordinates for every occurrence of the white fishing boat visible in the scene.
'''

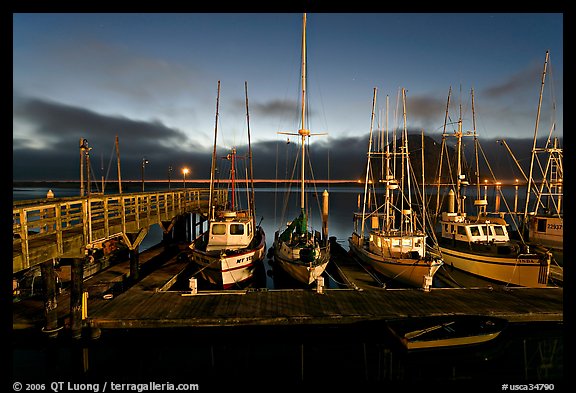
[434,87,551,288]
[349,88,443,290]
[272,13,330,286]
[189,81,266,289]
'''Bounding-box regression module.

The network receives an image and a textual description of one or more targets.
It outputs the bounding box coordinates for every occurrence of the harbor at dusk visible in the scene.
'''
[12,11,564,391]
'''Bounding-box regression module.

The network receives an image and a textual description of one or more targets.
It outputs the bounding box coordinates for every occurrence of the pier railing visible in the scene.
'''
[13,188,226,274]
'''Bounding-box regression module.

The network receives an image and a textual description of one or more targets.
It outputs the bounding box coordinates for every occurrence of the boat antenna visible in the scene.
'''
[209,81,221,220]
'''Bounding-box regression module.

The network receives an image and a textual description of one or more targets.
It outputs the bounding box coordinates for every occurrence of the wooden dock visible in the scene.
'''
[12,239,563,338]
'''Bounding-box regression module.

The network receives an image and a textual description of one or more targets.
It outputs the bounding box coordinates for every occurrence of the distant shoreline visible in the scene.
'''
[13,179,530,188]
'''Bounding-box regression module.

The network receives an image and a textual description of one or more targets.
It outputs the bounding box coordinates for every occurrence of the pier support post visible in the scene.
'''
[40,259,59,338]
[186,213,192,242]
[162,230,172,250]
[70,257,85,339]
[129,246,140,282]
[192,213,197,240]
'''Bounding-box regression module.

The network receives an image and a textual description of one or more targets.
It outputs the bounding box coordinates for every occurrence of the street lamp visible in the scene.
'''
[141,158,149,192]
[168,166,173,189]
[182,167,189,188]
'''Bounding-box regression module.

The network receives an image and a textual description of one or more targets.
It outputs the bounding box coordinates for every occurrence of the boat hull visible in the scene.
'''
[273,240,330,285]
[191,227,266,289]
[386,315,508,350]
[348,236,442,289]
[438,244,550,288]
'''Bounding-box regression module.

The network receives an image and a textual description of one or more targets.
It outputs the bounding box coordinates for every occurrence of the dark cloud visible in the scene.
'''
[13,95,211,181]
[405,95,447,127]
[252,99,299,118]
[482,62,542,98]
[13,94,561,184]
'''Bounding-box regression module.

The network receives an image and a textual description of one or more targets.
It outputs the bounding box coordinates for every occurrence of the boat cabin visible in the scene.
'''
[205,210,254,251]
[440,212,509,243]
[368,231,426,259]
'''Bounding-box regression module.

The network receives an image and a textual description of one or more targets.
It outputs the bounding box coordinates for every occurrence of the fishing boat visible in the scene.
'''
[189,81,266,289]
[385,315,508,350]
[433,87,551,288]
[522,51,563,263]
[349,88,443,290]
[272,13,330,285]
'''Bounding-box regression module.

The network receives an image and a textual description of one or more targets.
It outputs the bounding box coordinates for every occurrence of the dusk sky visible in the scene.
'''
[13,12,563,181]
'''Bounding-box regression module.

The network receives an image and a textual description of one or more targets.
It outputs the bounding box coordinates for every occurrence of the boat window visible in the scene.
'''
[537,218,547,232]
[247,222,252,236]
[211,224,226,235]
[470,226,481,236]
[457,226,467,236]
[402,238,412,246]
[444,223,450,232]
[494,225,505,236]
[230,224,245,235]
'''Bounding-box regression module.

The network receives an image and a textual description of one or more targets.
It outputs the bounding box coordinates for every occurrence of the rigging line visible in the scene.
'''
[477,141,525,239]
[349,253,386,288]
[104,142,116,185]
[437,265,465,288]
[323,269,348,288]
[274,136,279,229]
[280,138,301,230]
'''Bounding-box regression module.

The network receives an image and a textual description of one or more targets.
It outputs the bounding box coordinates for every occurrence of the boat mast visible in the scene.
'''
[435,87,451,218]
[360,87,378,240]
[471,88,480,202]
[208,80,221,220]
[456,87,463,215]
[523,50,549,223]
[245,81,256,220]
[229,148,236,210]
[298,13,308,212]
[115,135,123,194]
[401,88,414,235]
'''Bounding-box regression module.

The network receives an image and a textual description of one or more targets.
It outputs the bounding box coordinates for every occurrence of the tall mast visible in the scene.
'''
[435,87,451,218]
[245,81,256,220]
[360,87,377,240]
[208,80,221,220]
[115,135,123,194]
[524,50,549,222]
[471,88,480,201]
[298,13,308,211]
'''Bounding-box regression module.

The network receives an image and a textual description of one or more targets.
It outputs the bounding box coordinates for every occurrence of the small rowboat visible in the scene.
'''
[385,315,508,350]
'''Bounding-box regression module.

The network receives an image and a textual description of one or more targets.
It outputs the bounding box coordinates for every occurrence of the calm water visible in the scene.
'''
[12,184,564,387]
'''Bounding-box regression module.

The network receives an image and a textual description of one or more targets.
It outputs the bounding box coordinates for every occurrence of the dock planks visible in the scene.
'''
[13,241,563,336]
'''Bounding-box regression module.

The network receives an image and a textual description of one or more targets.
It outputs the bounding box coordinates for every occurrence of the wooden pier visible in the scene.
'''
[12,188,226,273]
[13,238,563,339]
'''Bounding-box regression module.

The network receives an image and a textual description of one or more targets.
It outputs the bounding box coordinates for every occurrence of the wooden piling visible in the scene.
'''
[129,246,140,282]
[70,257,84,339]
[40,259,59,338]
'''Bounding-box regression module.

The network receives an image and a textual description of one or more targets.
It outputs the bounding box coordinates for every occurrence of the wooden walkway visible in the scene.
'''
[85,285,562,331]
[13,240,563,336]
[12,188,226,273]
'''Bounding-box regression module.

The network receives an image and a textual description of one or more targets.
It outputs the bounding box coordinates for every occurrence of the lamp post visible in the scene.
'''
[182,167,189,189]
[168,166,173,189]
[141,158,149,192]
